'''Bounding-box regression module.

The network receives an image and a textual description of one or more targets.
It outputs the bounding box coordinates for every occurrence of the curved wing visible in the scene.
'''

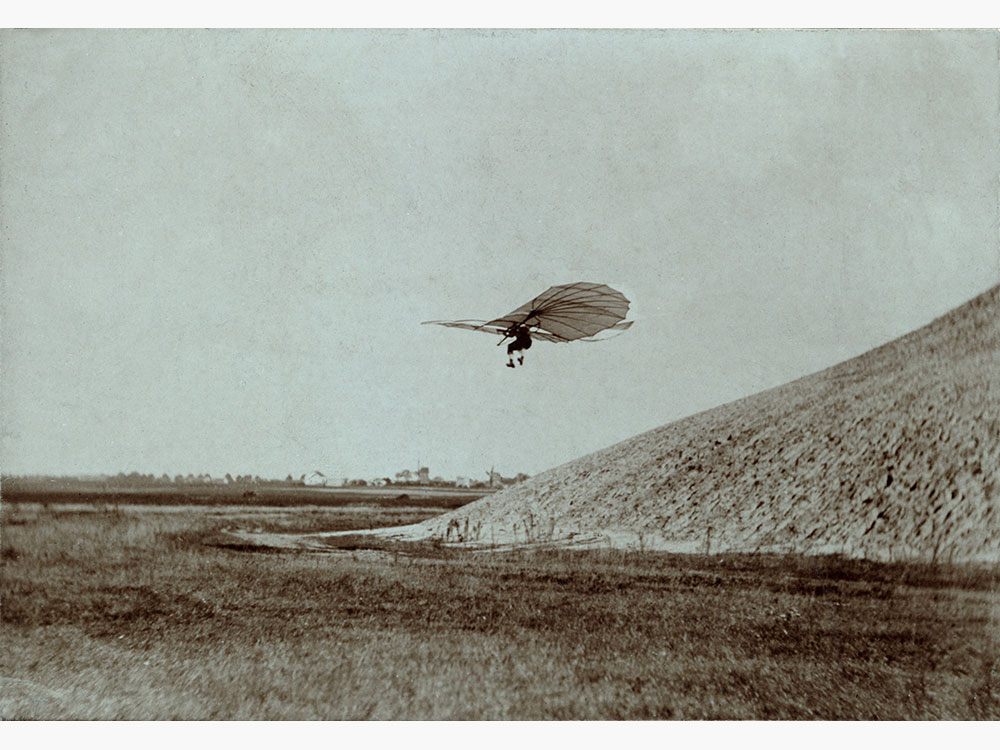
[484,282,631,342]
[421,319,566,342]
[421,319,497,335]
[577,319,634,341]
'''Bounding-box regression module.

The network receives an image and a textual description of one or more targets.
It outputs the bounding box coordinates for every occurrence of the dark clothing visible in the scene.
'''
[507,327,532,355]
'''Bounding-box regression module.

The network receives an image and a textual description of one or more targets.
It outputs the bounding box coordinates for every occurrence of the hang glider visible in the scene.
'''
[422,282,634,345]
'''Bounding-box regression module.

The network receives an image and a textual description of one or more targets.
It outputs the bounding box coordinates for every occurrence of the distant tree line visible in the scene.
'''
[1,469,531,491]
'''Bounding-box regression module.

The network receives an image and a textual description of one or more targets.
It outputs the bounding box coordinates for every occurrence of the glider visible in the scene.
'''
[423,282,633,366]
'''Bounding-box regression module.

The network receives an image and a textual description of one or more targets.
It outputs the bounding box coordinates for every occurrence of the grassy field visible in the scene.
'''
[2,501,998,719]
[1,481,491,509]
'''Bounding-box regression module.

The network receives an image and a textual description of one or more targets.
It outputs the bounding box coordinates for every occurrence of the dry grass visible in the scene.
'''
[2,503,998,719]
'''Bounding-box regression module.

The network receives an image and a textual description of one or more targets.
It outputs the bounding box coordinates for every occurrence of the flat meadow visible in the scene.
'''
[1,497,998,720]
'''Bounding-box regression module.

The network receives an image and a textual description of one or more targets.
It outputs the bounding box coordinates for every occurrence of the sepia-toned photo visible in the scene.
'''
[1,27,998,721]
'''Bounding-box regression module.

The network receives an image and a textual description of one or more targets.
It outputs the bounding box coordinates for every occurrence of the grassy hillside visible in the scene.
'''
[401,285,1000,561]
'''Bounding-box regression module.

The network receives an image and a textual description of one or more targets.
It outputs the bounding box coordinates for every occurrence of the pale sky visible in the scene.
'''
[2,29,998,481]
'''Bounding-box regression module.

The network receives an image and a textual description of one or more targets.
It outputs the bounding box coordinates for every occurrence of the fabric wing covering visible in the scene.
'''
[488,282,631,342]
[422,282,633,342]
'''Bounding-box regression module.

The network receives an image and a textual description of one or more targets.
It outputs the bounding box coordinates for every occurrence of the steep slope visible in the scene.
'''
[395,285,1000,561]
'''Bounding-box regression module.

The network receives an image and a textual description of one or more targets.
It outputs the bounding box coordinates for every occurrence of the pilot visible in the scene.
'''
[506,325,532,368]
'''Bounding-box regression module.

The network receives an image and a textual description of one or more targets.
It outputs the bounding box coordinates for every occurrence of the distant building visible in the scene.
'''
[484,469,529,488]
[303,471,328,487]
[455,476,472,488]
[417,467,430,484]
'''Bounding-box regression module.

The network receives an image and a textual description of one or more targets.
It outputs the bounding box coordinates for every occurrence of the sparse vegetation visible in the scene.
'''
[2,502,997,719]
